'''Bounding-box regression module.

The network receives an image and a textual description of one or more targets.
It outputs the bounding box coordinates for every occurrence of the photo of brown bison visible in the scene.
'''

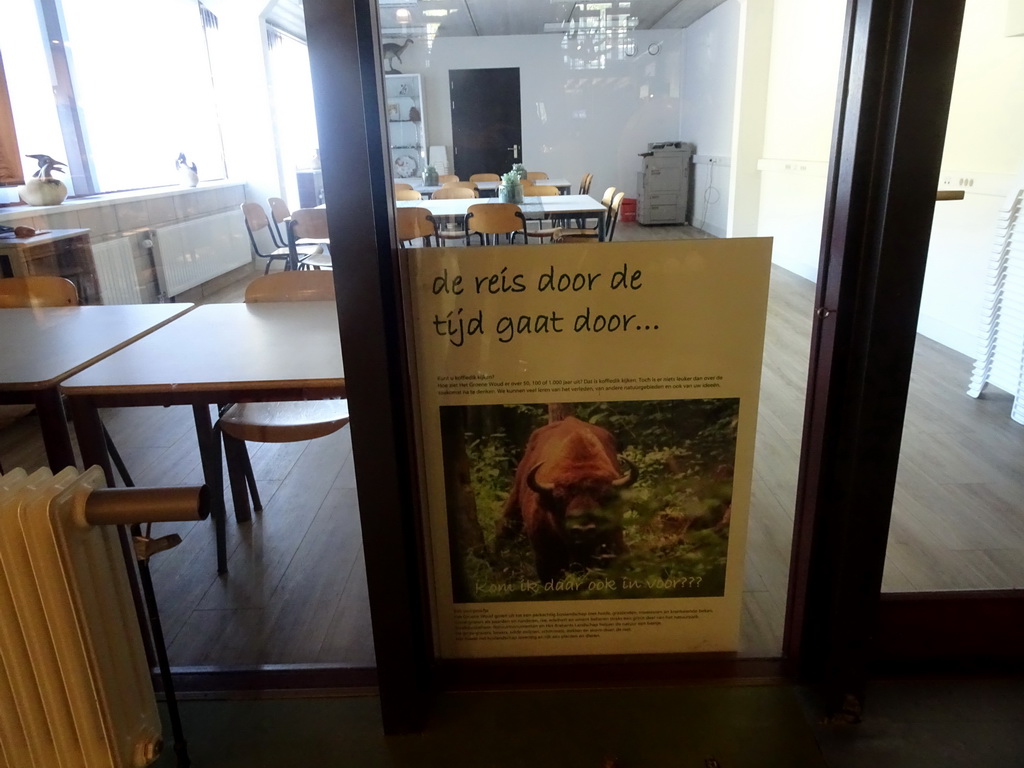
[441,399,738,603]
[497,416,638,581]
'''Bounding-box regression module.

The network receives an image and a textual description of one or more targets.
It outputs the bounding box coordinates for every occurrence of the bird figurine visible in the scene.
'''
[18,154,69,205]
[26,154,67,179]
[175,152,199,187]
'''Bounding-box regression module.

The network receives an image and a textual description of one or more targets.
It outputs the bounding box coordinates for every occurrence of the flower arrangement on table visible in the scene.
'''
[499,171,524,204]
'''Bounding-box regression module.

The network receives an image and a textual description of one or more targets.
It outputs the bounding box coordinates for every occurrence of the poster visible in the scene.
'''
[405,239,772,657]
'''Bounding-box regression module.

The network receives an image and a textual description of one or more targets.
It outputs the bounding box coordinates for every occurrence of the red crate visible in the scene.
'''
[619,197,637,222]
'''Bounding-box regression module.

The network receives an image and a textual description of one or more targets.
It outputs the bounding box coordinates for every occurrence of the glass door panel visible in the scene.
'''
[374,0,848,659]
[884,0,1024,594]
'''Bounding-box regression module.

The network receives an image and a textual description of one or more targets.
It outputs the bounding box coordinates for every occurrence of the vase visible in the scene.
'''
[422,167,438,186]
[499,184,523,204]
[18,178,68,206]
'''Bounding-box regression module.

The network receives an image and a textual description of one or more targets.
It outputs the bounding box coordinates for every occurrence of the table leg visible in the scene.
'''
[67,394,111,483]
[599,211,608,242]
[192,404,228,574]
[36,388,78,472]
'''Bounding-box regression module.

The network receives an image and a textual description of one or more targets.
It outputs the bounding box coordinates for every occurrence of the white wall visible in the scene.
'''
[750,0,845,282]
[919,0,1024,358]
[680,0,740,237]
[392,31,685,200]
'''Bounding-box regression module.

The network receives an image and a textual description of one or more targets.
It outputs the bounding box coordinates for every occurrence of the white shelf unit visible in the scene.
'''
[385,74,427,182]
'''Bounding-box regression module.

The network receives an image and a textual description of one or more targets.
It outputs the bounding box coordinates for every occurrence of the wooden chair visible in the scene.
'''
[437,174,459,184]
[526,171,549,180]
[0,275,77,307]
[217,271,349,523]
[559,192,626,243]
[432,186,479,242]
[287,208,334,270]
[464,203,528,246]
[570,185,616,233]
[267,197,293,247]
[469,173,500,182]
[394,182,414,191]
[395,188,422,201]
[441,181,478,191]
[515,186,562,243]
[432,186,478,200]
[241,202,322,274]
[0,276,133,486]
[578,173,593,195]
[397,206,438,247]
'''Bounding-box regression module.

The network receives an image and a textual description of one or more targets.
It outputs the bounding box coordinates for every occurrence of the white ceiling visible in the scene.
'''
[380,0,729,38]
[265,0,728,41]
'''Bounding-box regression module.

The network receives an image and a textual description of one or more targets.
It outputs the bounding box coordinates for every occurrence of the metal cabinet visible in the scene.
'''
[637,142,695,226]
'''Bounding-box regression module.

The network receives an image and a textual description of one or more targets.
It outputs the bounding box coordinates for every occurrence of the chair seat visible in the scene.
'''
[300,252,334,270]
[268,244,324,258]
[219,400,350,443]
[555,227,598,238]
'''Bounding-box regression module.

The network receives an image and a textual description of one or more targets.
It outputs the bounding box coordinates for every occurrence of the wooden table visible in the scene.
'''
[410,178,574,196]
[61,302,346,573]
[0,228,100,302]
[0,303,193,471]
[396,194,609,240]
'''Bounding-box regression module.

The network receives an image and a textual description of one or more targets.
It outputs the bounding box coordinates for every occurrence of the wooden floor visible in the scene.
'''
[2,221,1021,666]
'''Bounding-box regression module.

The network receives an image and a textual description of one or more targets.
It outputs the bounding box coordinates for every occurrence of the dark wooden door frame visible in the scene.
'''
[305,0,432,733]
[784,0,966,715]
[298,0,992,735]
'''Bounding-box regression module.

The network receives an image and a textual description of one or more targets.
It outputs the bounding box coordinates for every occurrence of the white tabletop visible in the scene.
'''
[396,194,605,219]
[61,302,344,399]
[0,304,193,390]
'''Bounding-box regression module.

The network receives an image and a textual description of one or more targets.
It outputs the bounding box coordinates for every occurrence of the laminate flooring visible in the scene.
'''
[2,221,1021,668]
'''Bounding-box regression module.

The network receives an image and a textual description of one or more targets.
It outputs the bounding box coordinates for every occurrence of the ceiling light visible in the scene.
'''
[423,9,448,16]
[396,8,411,20]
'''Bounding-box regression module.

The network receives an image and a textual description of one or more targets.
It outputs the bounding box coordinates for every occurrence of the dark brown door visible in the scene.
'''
[449,68,521,180]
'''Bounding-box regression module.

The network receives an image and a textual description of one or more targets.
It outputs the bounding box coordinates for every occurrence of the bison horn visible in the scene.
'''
[526,463,555,494]
[611,458,638,488]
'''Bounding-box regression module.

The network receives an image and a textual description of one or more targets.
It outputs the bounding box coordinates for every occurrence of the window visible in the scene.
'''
[0,0,226,200]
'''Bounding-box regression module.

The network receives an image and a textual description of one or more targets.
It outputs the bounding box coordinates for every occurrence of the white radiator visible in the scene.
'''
[92,238,144,305]
[0,466,161,768]
[151,210,252,298]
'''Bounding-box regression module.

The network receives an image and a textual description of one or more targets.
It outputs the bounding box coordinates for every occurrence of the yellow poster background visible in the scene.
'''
[405,238,772,658]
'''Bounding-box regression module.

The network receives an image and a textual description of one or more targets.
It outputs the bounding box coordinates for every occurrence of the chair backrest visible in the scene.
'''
[267,197,291,225]
[0,276,78,308]
[290,207,330,240]
[579,173,593,195]
[525,171,548,180]
[395,189,422,201]
[437,174,459,184]
[432,186,478,200]
[528,185,560,197]
[241,202,278,258]
[606,192,627,242]
[466,203,528,237]
[241,201,272,233]
[266,197,291,247]
[393,183,414,191]
[244,270,335,303]
[396,207,437,244]
[442,181,478,190]
[469,173,500,182]
[600,186,617,208]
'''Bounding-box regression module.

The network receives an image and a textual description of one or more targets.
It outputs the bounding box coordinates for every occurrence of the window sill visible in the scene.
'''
[0,180,244,225]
